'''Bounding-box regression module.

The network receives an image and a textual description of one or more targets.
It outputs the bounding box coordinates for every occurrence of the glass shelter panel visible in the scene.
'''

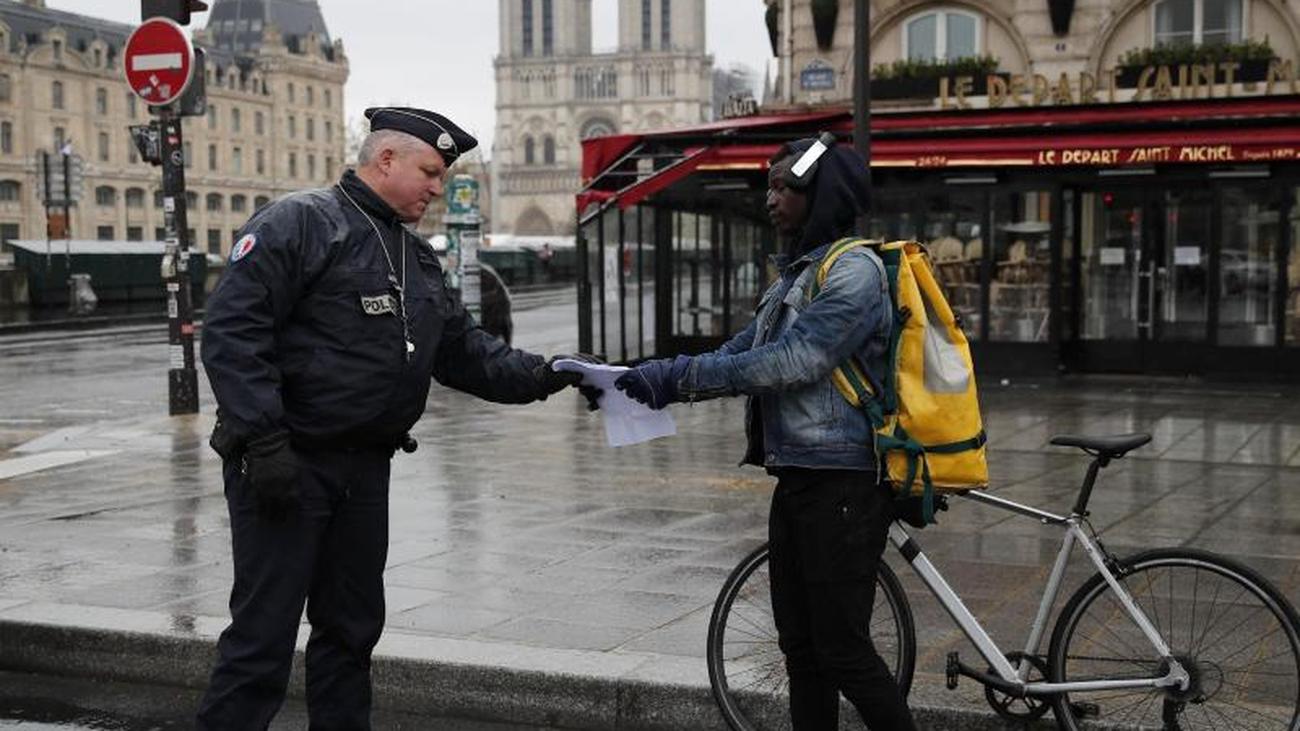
[673,212,723,338]
[991,191,1052,342]
[1218,186,1280,346]
[921,191,985,341]
[1160,188,1211,342]
[1289,187,1300,345]
[1081,190,1142,341]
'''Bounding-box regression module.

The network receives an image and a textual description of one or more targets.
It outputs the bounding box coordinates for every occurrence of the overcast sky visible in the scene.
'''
[51,1,773,156]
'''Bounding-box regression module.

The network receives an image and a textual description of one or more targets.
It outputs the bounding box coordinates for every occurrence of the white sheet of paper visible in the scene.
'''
[552,359,677,447]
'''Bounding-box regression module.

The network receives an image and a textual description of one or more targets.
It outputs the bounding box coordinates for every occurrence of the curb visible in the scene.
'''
[0,604,1051,730]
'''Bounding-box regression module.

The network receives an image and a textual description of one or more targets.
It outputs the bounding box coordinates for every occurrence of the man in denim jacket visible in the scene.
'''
[616,137,916,730]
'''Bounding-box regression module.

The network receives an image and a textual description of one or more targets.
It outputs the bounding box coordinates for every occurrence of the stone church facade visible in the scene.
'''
[492,0,713,236]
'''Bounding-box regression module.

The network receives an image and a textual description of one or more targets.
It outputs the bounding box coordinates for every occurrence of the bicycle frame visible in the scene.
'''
[889,490,1191,697]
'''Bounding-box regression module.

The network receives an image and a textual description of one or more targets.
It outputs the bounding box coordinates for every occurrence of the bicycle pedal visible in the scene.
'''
[946,652,960,690]
[1070,701,1099,718]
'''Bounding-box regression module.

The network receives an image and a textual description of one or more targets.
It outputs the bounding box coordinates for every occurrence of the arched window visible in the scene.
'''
[95,186,117,207]
[186,191,198,210]
[543,135,555,165]
[523,136,536,165]
[1154,0,1242,45]
[51,81,64,110]
[903,9,980,61]
[255,195,270,209]
[206,193,223,212]
[580,117,616,140]
[0,180,20,202]
[231,194,247,213]
[125,187,145,208]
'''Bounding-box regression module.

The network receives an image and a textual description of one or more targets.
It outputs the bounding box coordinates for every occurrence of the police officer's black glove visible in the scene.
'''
[243,431,299,523]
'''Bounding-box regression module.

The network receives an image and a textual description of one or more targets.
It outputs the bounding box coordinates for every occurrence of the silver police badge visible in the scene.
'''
[436,132,454,151]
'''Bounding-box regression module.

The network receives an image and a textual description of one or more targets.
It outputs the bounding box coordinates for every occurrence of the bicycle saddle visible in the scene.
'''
[1050,433,1152,458]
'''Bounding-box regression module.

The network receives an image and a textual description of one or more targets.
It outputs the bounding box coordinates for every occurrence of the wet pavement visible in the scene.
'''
[1,310,1300,728]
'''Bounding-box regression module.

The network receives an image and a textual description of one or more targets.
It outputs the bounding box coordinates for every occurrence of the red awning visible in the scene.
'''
[578,97,1300,213]
[579,109,849,182]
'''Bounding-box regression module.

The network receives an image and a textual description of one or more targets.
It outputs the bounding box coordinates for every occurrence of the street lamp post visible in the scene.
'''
[854,0,872,234]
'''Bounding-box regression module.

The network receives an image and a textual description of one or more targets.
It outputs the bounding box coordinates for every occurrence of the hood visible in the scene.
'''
[775,138,871,255]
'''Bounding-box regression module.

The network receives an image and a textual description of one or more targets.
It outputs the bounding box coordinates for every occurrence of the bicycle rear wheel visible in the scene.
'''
[1048,548,1300,730]
[706,542,915,731]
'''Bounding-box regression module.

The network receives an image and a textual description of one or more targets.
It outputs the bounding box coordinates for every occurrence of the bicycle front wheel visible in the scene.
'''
[706,542,916,731]
[1048,548,1300,730]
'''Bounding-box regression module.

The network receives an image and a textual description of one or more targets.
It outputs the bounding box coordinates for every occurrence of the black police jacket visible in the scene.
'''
[201,170,549,451]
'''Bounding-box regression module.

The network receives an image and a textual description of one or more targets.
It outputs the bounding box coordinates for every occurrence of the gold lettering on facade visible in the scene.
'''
[1126,146,1172,164]
[1062,148,1119,164]
[1010,74,1028,106]
[1190,64,1215,99]
[1079,72,1098,104]
[1177,145,1236,162]
[1152,66,1175,100]
[1133,66,1156,101]
[939,76,955,110]
[955,75,974,108]
[1267,59,1297,94]
[1031,74,1051,105]
[1221,61,1239,96]
[1052,72,1074,105]
[987,75,1009,108]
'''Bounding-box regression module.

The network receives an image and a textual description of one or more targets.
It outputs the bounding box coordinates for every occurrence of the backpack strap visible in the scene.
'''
[810,238,886,410]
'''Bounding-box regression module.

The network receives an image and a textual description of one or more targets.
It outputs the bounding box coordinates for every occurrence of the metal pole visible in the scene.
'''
[854,0,873,234]
[158,107,199,415]
[62,149,72,267]
[42,151,51,268]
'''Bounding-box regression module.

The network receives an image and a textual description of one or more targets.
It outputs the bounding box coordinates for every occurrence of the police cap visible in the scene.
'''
[364,107,478,166]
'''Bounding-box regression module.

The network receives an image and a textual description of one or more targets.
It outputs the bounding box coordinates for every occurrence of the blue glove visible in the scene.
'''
[614,355,691,410]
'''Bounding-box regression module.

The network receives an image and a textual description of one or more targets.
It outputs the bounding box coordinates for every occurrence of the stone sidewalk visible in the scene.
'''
[2,373,1300,729]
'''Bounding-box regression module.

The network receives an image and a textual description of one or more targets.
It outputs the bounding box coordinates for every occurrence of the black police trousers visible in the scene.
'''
[768,467,917,731]
[196,447,391,731]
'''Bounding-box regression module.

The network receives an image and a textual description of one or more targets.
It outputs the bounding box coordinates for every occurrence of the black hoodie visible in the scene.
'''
[773,138,871,255]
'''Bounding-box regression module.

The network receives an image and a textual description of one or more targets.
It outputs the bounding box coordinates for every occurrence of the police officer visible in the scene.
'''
[196,107,588,729]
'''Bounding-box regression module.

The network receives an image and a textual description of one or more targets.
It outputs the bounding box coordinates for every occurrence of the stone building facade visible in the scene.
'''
[0,0,347,258]
[764,0,1299,107]
[492,0,713,236]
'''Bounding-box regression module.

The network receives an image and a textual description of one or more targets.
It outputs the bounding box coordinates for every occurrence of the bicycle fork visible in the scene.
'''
[888,518,1191,698]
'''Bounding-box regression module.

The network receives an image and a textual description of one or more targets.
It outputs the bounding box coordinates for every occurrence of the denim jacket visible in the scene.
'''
[679,241,892,471]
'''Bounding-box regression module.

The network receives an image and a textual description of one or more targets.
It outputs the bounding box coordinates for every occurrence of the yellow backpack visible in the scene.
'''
[812,238,989,522]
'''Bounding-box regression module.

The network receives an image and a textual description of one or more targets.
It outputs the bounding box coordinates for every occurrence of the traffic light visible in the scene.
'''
[141,0,209,25]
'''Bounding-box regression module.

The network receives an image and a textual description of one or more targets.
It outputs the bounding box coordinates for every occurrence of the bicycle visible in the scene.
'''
[707,432,1300,730]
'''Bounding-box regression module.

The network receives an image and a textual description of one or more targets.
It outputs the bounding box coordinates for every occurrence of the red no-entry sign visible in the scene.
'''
[123,17,195,106]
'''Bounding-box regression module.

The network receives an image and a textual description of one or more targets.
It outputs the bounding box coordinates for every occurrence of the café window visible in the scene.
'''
[921,191,986,341]
[904,9,979,61]
[1218,185,1279,346]
[1155,0,1242,46]
[990,192,1052,342]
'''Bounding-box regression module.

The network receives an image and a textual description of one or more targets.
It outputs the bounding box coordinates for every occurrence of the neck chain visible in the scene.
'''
[335,183,414,360]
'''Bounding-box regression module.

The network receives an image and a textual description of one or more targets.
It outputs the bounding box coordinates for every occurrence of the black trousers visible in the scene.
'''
[768,468,917,731]
[196,448,391,731]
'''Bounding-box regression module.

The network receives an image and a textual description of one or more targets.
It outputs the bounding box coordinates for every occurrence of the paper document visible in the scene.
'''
[552,359,677,447]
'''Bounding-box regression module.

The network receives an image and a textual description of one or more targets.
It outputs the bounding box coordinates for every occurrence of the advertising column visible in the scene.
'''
[445,174,482,320]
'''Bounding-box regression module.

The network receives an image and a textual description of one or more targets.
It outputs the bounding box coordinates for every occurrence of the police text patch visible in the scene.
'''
[360,294,397,316]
